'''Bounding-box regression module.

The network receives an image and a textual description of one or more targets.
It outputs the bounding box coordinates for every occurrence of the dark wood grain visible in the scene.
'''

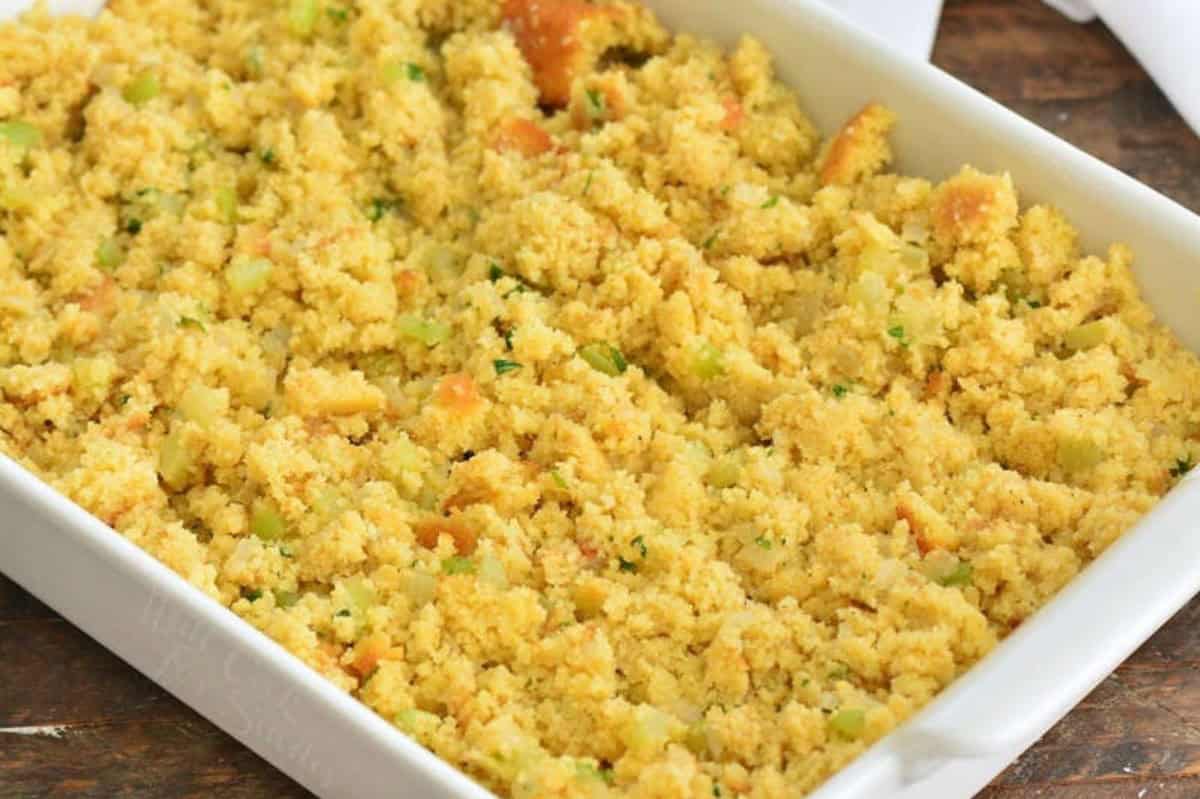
[2,1,1199,797]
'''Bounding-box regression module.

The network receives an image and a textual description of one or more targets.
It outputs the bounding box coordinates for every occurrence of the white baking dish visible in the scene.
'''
[3,0,1200,797]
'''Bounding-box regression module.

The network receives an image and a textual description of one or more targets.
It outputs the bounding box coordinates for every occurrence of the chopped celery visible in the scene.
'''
[123,71,160,106]
[1057,435,1103,473]
[691,342,725,379]
[828,708,866,739]
[0,120,42,151]
[179,384,226,426]
[935,560,973,587]
[849,270,887,310]
[396,314,451,347]
[288,0,320,36]
[158,430,192,489]
[684,720,708,756]
[273,589,300,608]
[95,238,124,270]
[380,437,425,483]
[394,708,439,733]
[626,706,670,753]
[226,258,273,296]
[250,502,286,541]
[402,570,437,606]
[246,46,265,76]
[344,576,376,610]
[579,342,628,376]
[1064,320,1107,351]
[442,556,476,575]
[215,186,238,224]
[380,61,406,85]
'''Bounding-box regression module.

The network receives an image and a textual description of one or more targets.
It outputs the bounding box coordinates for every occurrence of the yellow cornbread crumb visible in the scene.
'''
[2,1,1199,797]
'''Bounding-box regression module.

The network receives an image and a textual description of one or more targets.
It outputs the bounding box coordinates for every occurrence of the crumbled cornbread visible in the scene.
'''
[1,1,1198,797]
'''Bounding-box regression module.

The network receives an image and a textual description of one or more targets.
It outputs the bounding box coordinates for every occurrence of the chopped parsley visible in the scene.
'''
[583,171,593,196]
[178,316,206,332]
[125,218,143,235]
[1171,455,1194,478]
[502,328,514,351]
[489,264,540,297]
[585,88,606,121]
[832,384,849,398]
[618,557,638,574]
[335,608,352,618]
[366,197,399,222]
[761,195,780,209]
[326,6,349,22]
[550,469,568,489]
[242,588,263,602]
[702,231,719,250]
[754,535,772,550]
[631,535,647,558]
[260,148,276,165]
[406,63,426,82]
[493,359,522,376]
[887,324,908,346]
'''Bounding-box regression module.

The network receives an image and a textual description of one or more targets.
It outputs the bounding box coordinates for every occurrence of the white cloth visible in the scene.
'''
[822,0,1200,137]
[817,0,945,59]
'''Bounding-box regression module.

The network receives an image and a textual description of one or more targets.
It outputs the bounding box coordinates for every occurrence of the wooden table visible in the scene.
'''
[3,0,1199,796]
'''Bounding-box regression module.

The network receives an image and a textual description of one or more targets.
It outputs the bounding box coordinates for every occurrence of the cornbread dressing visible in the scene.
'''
[1,1,1197,796]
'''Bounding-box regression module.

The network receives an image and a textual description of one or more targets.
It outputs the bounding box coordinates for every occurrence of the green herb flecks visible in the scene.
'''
[366,196,399,222]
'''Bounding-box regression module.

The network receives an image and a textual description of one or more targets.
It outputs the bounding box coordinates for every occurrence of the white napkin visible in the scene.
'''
[817,0,945,59]
[0,0,105,21]
[823,0,1200,137]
